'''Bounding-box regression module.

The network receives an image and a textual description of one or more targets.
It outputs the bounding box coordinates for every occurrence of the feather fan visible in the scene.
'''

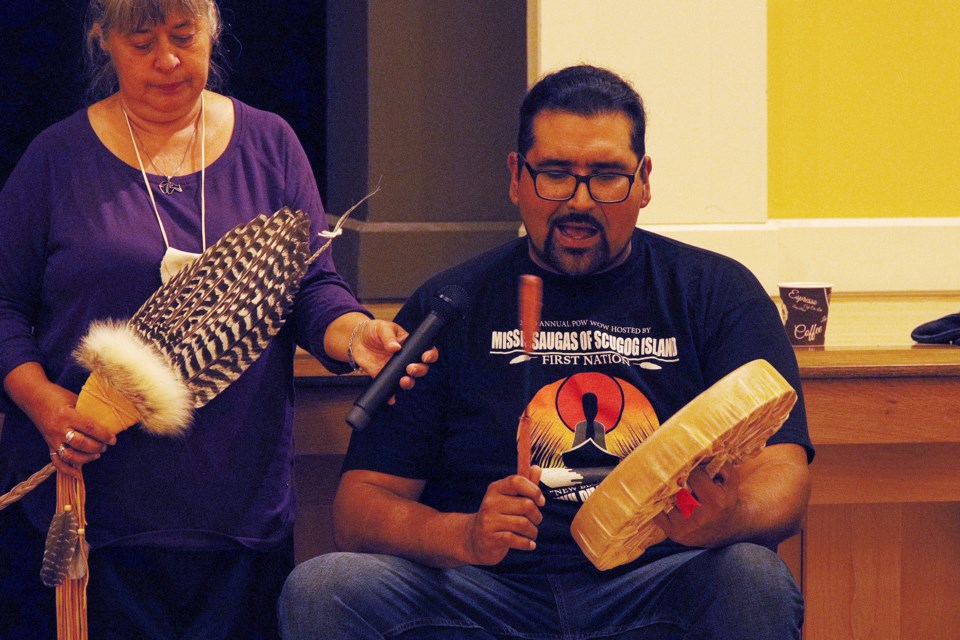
[77,188,380,425]
[129,206,312,407]
[1,201,356,510]
[71,206,312,436]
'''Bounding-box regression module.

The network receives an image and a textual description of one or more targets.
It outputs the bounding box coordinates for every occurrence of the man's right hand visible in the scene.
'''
[464,466,545,565]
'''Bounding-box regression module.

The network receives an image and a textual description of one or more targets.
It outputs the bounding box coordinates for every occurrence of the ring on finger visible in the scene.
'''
[56,444,67,459]
[65,430,77,444]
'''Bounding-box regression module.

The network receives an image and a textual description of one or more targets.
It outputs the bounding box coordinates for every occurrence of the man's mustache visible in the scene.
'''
[549,213,603,231]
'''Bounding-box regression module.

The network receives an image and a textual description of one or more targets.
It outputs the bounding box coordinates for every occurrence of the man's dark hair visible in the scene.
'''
[517,65,646,161]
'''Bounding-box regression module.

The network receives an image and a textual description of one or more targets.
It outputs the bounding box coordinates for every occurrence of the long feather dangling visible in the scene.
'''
[40,507,80,588]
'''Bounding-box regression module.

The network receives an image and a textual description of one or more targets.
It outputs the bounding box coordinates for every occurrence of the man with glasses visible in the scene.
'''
[281,65,813,640]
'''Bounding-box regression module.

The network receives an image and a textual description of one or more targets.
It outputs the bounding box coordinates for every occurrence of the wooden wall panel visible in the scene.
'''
[803,378,960,445]
[778,532,803,588]
[293,454,346,564]
[810,443,960,505]
[900,503,960,639]
[803,504,902,640]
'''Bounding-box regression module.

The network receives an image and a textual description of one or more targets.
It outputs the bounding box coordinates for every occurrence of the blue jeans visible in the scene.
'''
[279,543,803,639]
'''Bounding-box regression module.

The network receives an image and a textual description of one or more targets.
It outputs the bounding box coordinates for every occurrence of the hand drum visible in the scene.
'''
[570,359,797,570]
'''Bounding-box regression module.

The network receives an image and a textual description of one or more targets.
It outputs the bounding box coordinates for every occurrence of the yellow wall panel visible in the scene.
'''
[769,1,960,218]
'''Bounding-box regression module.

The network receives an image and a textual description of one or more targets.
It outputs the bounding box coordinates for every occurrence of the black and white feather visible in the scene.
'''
[73,207,313,435]
[130,207,312,406]
[40,509,80,588]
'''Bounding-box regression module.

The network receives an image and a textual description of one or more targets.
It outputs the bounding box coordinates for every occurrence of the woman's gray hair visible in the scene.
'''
[83,0,226,104]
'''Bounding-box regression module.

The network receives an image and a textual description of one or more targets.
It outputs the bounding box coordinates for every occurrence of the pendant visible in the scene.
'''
[160,246,201,284]
[158,179,183,195]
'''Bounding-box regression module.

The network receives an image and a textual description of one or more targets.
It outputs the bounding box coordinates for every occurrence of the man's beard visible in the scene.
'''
[535,215,611,276]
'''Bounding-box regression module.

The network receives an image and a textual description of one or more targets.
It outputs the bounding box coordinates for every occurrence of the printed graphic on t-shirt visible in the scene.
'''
[526,372,660,503]
[489,318,676,503]
[491,318,678,369]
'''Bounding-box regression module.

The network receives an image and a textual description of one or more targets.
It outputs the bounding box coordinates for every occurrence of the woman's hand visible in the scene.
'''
[324,312,438,401]
[40,396,115,480]
[351,319,437,396]
[3,363,116,478]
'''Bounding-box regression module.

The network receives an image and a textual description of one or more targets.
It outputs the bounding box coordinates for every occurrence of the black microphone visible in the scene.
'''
[345,285,470,431]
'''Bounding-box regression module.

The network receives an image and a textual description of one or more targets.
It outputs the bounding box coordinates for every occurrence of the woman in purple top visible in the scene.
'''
[0,1,427,637]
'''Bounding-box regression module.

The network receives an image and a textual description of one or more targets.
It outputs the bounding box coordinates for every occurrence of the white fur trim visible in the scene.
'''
[73,320,193,436]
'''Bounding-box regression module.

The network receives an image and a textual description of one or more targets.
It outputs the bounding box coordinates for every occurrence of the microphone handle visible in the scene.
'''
[345,311,445,431]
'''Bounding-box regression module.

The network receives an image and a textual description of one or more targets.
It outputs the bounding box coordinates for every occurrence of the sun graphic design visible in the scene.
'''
[527,372,661,503]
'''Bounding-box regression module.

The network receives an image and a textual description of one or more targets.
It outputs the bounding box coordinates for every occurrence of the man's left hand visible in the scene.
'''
[653,462,742,548]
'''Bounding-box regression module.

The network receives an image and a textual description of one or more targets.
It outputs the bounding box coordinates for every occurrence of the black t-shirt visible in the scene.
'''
[344,229,813,572]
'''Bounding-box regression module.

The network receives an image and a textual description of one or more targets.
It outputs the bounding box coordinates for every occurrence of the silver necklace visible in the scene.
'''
[128,109,200,195]
[122,95,208,256]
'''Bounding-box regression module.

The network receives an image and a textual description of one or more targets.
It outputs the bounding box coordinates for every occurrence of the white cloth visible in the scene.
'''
[160,246,200,284]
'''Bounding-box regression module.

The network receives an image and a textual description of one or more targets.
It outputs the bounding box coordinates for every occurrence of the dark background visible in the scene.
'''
[0,0,527,300]
[0,0,328,196]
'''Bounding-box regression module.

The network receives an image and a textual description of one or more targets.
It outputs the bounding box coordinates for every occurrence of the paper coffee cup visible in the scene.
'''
[778,283,832,346]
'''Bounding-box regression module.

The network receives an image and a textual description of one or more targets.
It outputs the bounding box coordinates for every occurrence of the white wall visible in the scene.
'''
[531,0,767,225]
[644,218,960,295]
[527,0,959,294]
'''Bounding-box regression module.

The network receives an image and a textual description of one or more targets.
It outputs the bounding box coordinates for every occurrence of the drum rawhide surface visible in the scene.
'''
[569,359,797,570]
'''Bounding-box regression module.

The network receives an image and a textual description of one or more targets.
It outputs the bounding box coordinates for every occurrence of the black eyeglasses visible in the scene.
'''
[519,155,643,204]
